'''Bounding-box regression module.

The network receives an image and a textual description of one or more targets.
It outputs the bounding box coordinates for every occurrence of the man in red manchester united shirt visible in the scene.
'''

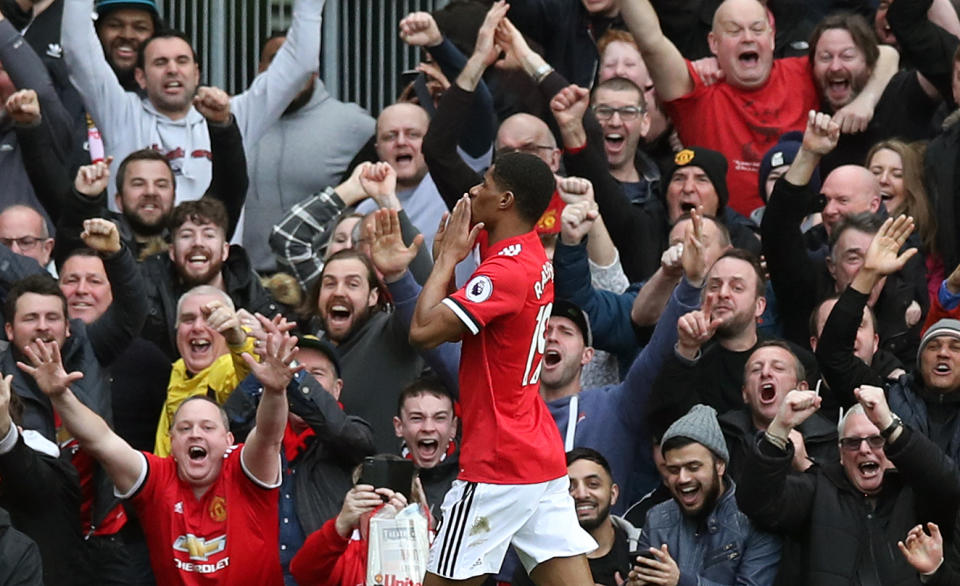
[16,315,300,585]
[411,152,597,585]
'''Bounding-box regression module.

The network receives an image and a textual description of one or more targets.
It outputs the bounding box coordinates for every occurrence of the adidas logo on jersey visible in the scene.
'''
[498,244,522,257]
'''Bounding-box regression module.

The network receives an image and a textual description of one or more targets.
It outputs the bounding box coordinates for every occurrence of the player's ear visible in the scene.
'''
[499,190,515,210]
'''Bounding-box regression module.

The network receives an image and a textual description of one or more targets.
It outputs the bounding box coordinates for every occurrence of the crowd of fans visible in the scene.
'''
[4,0,960,583]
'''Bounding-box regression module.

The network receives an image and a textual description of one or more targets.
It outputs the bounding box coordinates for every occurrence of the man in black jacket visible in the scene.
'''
[739,385,960,585]
[138,198,284,360]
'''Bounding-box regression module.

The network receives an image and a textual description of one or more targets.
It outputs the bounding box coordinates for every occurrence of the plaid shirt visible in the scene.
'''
[269,186,346,290]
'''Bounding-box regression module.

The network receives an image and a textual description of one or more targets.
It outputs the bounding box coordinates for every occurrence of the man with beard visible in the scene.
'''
[648,248,818,428]
[739,386,960,585]
[809,13,941,178]
[629,404,781,586]
[8,84,248,264]
[138,198,283,360]
[61,0,325,202]
[242,32,374,274]
[308,246,426,452]
[515,449,641,586]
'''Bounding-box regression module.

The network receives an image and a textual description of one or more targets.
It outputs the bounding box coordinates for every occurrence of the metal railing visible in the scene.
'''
[158,0,448,115]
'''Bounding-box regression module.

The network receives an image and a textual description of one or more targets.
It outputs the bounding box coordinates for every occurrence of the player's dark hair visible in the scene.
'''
[4,274,68,326]
[397,375,455,417]
[491,152,556,224]
[168,198,229,236]
[137,29,198,70]
[566,447,613,478]
[116,149,175,193]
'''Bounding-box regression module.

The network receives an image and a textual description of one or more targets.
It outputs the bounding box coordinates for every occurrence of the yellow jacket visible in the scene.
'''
[154,337,256,456]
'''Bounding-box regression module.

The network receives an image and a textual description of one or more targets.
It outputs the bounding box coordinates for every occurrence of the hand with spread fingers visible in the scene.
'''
[371,208,424,283]
[898,523,944,576]
[861,215,918,276]
[242,314,301,395]
[16,340,84,398]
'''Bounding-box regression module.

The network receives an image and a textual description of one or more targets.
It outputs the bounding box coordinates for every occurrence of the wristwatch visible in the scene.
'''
[880,414,903,441]
[533,63,554,84]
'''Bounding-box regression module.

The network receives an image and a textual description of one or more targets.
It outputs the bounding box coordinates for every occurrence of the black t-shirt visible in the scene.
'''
[512,524,631,586]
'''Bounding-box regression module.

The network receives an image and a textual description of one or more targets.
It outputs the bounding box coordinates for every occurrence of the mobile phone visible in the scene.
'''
[628,549,657,563]
[358,457,415,499]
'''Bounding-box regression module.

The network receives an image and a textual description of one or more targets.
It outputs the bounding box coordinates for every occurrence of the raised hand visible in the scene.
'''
[556,176,595,205]
[0,373,13,436]
[833,98,873,135]
[801,110,840,156]
[769,390,822,439]
[16,340,84,398]
[193,86,232,125]
[359,162,400,209]
[560,200,599,246]
[680,205,707,286]
[74,156,115,199]
[862,215,918,276]
[675,294,722,359]
[399,11,443,47]
[371,208,424,282]
[549,84,591,133]
[898,523,944,575]
[437,196,483,265]
[854,384,895,431]
[5,89,41,125]
[81,218,122,254]
[202,300,246,346]
[471,1,509,67]
[416,61,451,93]
[241,313,301,394]
[660,242,684,280]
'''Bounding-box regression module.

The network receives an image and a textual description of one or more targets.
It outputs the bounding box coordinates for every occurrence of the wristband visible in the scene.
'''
[533,64,553,84]
[764,431,789,451]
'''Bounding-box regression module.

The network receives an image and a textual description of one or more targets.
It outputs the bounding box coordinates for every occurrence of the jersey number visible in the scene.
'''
[522,302,552,386]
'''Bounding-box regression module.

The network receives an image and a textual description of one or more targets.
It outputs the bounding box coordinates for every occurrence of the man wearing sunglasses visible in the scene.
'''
[738,385,960,585]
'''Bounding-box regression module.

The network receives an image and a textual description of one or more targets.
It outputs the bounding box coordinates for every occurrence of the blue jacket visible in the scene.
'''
[639,479,781,586]
[547,275,701,509]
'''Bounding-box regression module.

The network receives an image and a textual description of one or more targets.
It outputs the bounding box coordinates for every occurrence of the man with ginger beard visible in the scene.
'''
[138,198,284,360]
[739,386,960,586]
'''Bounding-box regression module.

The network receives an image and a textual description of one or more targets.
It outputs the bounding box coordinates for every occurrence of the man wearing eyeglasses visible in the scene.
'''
[0,205,55,273]
[738,385,960,585]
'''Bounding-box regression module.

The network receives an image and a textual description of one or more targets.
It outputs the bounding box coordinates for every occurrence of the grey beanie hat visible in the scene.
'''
[661,404,729,463]
[918,318,960,363]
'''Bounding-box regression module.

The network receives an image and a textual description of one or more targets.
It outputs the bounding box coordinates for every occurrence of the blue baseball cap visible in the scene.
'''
[95,0,160,18]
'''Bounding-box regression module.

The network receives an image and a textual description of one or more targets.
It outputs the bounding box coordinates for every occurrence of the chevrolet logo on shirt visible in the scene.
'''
[173,534,226,561]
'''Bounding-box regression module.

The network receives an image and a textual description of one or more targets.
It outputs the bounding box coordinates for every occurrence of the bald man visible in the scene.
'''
[619,0,897,216]
[761,111,927,356]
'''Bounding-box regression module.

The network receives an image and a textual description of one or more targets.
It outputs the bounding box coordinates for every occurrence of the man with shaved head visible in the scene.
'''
[762,111,927,358]
[618,0,897,217]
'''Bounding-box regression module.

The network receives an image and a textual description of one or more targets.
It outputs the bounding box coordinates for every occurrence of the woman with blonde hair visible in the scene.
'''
[866,139,942,296]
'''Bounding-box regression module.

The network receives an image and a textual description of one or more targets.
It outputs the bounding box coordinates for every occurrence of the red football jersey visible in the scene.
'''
[443,230,566,484]
[126,447,282,585]
[665,57,818,216]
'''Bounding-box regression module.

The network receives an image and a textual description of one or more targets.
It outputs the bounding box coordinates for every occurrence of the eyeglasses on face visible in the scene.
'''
[0,236,44,251]
[839,435,884,452]
[592,105,644,121]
